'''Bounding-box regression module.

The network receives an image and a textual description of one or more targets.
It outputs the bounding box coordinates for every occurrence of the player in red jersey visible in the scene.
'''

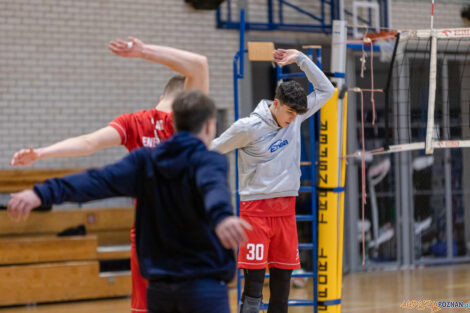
[9,37,209,313]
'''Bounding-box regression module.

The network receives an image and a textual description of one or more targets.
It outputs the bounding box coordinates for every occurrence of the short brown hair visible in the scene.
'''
[163,75,185,98]
[173,90,216,134]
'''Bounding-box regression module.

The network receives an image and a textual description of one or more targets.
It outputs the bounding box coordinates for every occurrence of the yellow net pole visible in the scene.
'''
[318,89,347,312]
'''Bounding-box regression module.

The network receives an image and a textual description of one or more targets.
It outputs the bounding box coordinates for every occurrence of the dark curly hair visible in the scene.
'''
[274,80,308,114]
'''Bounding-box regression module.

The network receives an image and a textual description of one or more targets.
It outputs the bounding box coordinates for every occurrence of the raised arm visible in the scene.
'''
[7,149,145,221]
[10,126,121,166]
[109,37,209,94]
[274,49,335,120]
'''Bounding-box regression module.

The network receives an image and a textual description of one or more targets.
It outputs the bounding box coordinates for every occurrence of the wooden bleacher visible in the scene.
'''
[0,169,84,193]
[0,169,133,306]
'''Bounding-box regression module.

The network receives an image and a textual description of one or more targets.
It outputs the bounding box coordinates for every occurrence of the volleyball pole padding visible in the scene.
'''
[317,89,347,312]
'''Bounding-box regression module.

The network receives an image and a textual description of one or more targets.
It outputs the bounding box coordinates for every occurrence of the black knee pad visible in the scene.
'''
[242,269,266,298]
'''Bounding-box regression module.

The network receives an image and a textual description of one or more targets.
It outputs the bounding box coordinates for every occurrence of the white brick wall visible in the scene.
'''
[392,1,467,29]
[0,0,238,169]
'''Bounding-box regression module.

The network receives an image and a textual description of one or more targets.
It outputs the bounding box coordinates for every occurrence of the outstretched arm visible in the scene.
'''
[109,37,209,94]
[274,49,335,120]
[210,118,254,154]
[7,149,145,221]
[10,126,121,166]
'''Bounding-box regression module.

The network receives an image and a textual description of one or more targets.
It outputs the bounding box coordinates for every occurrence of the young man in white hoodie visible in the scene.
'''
[211,49,335,313]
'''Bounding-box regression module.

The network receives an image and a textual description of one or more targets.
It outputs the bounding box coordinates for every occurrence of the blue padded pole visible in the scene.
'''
[239,9,245,78]
[233,48,242,313]
[276,64,283,83]
[307,47,319,313]
[227,0,232,23]
[268,0,274,29]
[234,9,246,312]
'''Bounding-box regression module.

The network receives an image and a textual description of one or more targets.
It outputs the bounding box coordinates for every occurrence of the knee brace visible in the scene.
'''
[239,295,262,313]
[240,269,265,313]
[242,269,265,298]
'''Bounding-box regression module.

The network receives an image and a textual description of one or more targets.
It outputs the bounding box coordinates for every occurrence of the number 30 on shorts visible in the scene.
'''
[246,243,264,261]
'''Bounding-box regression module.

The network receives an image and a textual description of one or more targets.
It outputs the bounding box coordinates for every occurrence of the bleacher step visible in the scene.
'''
[0,260,131,306]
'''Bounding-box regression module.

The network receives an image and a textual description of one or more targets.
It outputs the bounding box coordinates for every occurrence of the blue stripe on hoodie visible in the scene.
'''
[33,131,236,283]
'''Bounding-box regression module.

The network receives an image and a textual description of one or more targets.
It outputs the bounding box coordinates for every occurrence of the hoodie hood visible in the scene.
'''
[252,100,280,130]
[152,131,205,179]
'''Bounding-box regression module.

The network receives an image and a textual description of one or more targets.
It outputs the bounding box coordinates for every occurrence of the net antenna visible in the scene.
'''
[426,0,437,154]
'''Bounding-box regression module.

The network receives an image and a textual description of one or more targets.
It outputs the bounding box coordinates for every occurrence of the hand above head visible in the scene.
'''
[108,37,144,58]
[273,49,300,66]
[215,216,252,250]
[7,189,42,222]
[10,147,40,166]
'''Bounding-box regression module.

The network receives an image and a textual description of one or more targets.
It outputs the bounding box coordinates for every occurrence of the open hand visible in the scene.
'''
[108,37,144,58]
[7,190,42,222]
[273,49,300,66]
[215,217,252,250]
[10,147,40,166]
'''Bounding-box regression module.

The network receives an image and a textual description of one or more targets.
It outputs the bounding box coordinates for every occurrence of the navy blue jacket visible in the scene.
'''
[34,132,236,283]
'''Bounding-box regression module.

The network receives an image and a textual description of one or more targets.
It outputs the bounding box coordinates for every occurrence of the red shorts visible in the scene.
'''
[238,214,300,270]
[131,227,149,312]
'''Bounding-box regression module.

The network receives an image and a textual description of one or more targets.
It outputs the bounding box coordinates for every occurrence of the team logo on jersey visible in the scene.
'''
[142,136,161,148]
[269,139,289,153]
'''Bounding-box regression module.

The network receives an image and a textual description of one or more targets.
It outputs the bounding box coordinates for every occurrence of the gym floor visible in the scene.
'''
[1,264,469,312]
